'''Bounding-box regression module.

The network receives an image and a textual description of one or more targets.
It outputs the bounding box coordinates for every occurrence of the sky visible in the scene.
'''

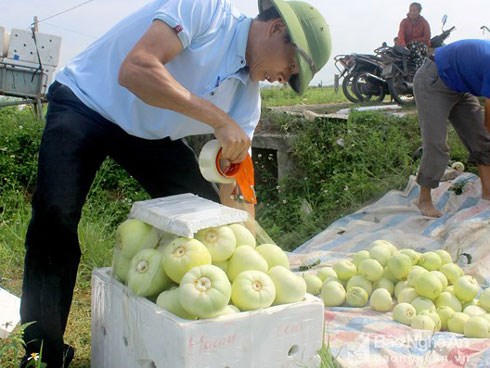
[1,0,490,86]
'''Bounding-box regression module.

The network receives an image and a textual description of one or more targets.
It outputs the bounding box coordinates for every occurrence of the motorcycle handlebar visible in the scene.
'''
[374,45,391,54]
[430,26,456,48]
[442,26,456,37]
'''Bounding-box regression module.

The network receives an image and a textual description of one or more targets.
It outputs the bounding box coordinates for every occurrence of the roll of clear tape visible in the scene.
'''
[199,140,235,184]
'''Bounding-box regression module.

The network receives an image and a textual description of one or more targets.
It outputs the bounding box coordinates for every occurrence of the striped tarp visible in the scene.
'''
[291,171,490,367]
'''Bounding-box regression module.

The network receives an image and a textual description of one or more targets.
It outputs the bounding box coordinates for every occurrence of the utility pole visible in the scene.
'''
[32,16,39,32]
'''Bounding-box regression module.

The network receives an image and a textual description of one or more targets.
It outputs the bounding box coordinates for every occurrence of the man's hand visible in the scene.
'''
[214,122,251,164]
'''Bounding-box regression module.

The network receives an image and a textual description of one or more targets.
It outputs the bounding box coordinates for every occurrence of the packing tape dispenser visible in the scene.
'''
[198,139,257,204]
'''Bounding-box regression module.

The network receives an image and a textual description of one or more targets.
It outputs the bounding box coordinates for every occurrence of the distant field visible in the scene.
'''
[260,85,349,106]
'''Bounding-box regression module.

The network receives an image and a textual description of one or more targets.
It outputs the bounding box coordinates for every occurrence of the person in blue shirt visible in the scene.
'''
[413,39,490,217]
[18,0,331,366]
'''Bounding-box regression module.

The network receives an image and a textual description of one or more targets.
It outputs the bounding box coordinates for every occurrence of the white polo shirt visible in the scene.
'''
[56,0,260,140]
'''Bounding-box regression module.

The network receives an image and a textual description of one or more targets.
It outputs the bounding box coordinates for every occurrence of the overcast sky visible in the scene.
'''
[2,0,490,86]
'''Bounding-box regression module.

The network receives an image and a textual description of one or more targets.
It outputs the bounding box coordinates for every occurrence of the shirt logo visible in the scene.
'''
[173,25,183,33]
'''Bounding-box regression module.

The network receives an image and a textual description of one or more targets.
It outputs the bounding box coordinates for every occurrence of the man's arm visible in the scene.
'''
[397,19,407,47]
[118,20,250,163]
[421,19,431,46]
[485,98,490,133]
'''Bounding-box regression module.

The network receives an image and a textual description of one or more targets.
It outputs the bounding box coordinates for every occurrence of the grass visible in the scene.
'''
[318,341,340,368]
[260,84,349,107]
[0,86,472,367]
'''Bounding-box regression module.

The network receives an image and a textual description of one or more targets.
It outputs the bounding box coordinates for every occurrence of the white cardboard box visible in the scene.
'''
[128,193,250,238]
[91,267,324,368]
[0,26,6,58]
[0,287,21,338]
[6,28,61,66]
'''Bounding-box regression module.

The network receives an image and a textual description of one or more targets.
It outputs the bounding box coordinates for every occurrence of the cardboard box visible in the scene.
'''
[0,26,6,58]
[6,28,61,67]
[0,26,58,97]
[128,193,250,237]
[91,267,324,368]
[0,287,21,339]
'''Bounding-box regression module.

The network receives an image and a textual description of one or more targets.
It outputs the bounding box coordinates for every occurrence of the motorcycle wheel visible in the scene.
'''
[341,72,362,103]
[387,71,415,106]
[352,71,386,102]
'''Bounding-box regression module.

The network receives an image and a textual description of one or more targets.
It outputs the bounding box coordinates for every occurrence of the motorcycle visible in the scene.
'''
[375,42,417,105]
[375,15,456,105]
[334,52,387,103]
[350,54,389,103]
[334,54,357,103]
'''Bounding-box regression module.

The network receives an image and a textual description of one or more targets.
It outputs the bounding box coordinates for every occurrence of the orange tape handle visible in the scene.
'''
[215,149,240,177]
[216,148,257,204]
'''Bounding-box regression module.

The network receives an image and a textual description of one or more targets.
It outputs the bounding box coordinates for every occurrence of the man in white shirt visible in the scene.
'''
[19,0,331,366]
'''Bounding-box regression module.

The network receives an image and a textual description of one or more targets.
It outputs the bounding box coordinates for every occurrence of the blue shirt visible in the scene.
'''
[56,0,260,140]
[435,39,490,98]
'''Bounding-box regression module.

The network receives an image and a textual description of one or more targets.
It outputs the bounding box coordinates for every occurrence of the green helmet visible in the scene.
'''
[258,0,332,94]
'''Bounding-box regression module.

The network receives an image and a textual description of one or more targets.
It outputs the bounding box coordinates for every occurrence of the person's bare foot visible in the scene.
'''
[417,200,442,217]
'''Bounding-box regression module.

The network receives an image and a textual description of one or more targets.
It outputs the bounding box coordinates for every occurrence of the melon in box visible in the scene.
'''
[110,193,293,315]
[99,194,323,367]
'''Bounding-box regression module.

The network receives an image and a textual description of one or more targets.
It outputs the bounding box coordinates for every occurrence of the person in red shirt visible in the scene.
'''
[397,2,431,69]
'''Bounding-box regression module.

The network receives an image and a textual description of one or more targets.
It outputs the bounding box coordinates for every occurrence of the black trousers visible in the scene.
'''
[20,82,219,366]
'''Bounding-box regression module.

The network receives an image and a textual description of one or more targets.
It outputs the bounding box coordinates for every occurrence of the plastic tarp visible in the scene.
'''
[290,171,490,367]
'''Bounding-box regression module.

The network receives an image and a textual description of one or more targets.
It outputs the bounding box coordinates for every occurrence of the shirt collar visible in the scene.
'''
[226,16,252,80]
[407,15,423,24]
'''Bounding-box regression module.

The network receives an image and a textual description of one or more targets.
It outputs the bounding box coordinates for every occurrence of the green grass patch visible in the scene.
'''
[0,88,473,367]
[261,85,349,106]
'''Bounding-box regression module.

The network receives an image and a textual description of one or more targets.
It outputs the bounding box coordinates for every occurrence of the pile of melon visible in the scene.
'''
[302,239,490,338]
[112,218,308,320]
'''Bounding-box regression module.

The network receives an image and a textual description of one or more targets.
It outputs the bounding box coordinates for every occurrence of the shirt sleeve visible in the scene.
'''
[419,18,431,46]
[153,0,218,49]
[397,19,407,47]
